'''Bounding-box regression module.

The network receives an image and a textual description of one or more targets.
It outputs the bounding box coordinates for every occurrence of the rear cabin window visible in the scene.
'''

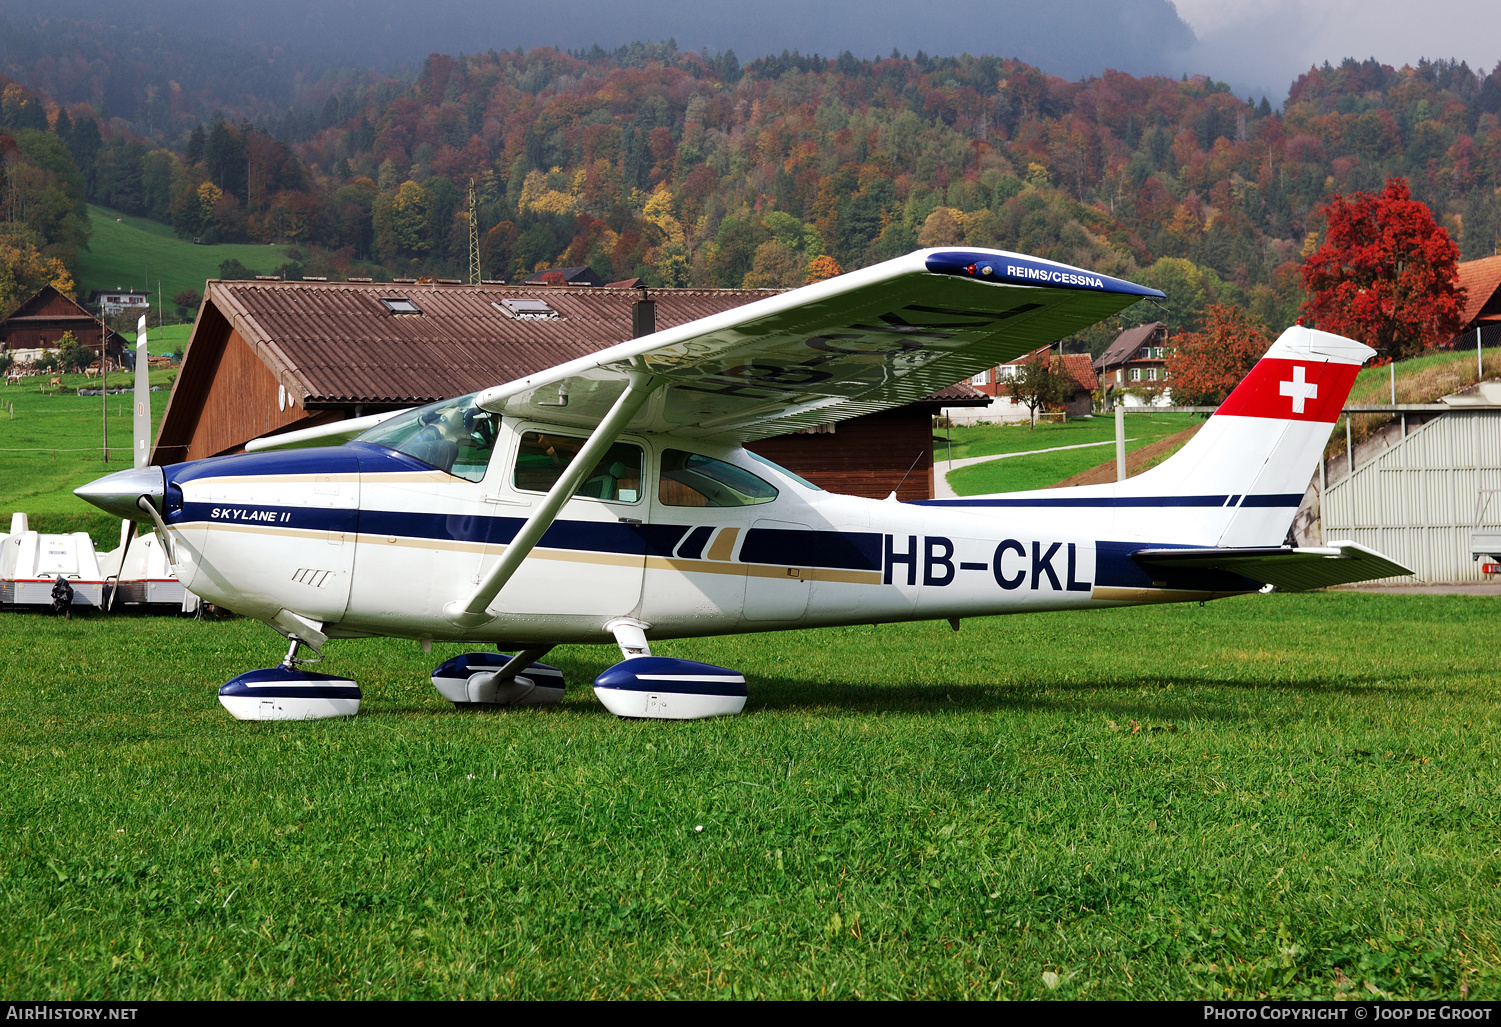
[354,393,498,482]
[659,450,779,507]
[513,432,643,503]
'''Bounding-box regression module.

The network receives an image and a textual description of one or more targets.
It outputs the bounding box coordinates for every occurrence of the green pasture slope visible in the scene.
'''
[1,594,1498,999]
[0,370,172,546]
[76,205,291,308]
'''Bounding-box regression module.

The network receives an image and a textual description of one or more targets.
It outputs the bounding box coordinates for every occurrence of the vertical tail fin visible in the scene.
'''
[1117,325,1373,546]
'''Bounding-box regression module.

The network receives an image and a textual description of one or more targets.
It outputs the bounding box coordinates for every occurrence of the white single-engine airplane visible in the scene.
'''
[75,248,1411,720]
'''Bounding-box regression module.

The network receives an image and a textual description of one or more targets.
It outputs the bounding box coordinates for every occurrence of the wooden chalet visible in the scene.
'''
[87,288,151,318]
[1093,321,1168,390]
[0,285,118,360]
[153,279,987,501]
[1455,256,1501,346]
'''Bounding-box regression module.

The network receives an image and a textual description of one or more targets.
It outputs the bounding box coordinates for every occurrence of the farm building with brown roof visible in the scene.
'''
[153,279,987,501]
[1455,256,1501,344]
[0,285,119,363]
[955,346,1100,422]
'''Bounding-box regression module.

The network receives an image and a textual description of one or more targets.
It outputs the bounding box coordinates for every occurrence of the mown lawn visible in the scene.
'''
[935,412,1199,463]
[941,412,1202,495]
[1,591,1497,999]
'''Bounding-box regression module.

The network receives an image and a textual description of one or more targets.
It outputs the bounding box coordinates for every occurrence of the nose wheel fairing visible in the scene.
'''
[218,666,361,721]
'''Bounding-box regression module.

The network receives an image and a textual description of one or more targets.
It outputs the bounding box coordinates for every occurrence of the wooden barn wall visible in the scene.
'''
[185,328,313,460]
[155,301,325,463]
[1,320,109,353]
[748,407,934,502]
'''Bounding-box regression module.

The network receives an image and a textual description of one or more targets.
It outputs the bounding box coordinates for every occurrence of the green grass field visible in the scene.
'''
[0,370,172,546]
[1,592,1498,999]
[122,324,192,355]
[77,205,291,309]
[4,333,1498,999]
[941,413,1201,495]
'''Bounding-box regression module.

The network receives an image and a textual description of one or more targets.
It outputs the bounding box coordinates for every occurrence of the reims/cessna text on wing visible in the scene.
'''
[75,248,1411,721]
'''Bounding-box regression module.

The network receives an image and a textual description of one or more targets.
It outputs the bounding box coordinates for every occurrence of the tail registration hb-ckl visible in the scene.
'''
[74,248,1410,721]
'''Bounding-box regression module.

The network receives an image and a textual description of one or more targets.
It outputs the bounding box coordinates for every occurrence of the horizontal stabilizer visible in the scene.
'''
[245,408,410,452]
[1131,541,1413,592]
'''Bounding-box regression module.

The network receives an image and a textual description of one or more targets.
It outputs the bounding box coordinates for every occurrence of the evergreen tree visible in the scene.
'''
[185,124,206,166]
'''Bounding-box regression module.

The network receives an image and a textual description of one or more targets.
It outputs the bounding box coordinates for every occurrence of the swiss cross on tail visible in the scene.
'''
[1278,366,1318,413]
[1216,357,1360,422]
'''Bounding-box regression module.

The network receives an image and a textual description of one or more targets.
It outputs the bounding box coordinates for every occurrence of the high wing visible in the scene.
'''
[474,248,1161,441]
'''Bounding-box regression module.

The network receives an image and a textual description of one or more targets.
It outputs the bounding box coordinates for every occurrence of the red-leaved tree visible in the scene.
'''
[1300,177,1465,359]
[1164,304,1272,407]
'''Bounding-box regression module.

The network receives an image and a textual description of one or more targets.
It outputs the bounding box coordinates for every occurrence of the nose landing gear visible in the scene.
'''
[218,634,361,721]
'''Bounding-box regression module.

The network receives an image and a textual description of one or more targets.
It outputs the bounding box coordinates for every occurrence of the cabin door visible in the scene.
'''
[487,426,646,618]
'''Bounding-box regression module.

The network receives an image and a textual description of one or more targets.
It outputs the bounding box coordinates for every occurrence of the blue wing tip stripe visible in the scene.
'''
[924,250,1165,298]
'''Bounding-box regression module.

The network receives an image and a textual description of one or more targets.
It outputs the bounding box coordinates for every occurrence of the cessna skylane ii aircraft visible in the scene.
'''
[74,247,1411,721]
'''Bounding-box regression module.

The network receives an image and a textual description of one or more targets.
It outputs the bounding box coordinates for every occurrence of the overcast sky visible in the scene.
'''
[1172,0,1499,96]
[1,0,1495,100]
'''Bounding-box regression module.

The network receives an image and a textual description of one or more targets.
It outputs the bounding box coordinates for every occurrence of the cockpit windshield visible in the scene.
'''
[353,393,498,482]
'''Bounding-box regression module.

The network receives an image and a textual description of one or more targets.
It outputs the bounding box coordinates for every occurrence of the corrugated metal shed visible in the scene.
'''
[1322,410,1501,584]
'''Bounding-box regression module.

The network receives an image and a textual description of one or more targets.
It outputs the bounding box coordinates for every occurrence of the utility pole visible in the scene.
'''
[98,301,108,463]
[1115,394,1126,481]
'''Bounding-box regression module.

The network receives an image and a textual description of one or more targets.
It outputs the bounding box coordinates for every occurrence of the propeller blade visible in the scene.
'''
[134,316,151,469]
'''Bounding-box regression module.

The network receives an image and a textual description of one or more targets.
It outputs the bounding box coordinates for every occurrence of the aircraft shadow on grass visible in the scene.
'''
[352,669,1453,725]
[738,674,1419,721]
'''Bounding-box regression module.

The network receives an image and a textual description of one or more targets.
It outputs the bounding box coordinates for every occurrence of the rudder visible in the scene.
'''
[1114,324,1373,546]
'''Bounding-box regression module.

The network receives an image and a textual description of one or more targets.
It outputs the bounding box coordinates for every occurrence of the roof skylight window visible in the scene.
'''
[495,298,560,320]
[380,296,422,315]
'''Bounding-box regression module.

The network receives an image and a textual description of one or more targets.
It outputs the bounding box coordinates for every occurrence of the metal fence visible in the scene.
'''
[1322,409,1501,584]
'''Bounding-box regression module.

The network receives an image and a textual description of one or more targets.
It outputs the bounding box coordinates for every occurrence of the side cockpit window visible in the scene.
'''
[514,432,643,503]
[659,450,778,507]
[353,393,498,482]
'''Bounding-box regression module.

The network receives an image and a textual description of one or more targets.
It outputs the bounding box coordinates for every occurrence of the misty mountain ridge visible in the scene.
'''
[1,0,1198,83]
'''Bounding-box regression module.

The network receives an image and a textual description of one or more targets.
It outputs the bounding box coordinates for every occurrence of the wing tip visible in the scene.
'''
[920,248,1164,299]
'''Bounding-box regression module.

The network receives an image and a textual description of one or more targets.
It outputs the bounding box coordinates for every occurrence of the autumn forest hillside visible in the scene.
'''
[3,44,1501,353]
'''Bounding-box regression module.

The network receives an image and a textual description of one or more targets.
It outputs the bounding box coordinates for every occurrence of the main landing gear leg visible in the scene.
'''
[607,618,652,659]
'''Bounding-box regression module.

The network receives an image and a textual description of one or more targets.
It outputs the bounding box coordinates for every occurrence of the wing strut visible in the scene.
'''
[444,369,660,628]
